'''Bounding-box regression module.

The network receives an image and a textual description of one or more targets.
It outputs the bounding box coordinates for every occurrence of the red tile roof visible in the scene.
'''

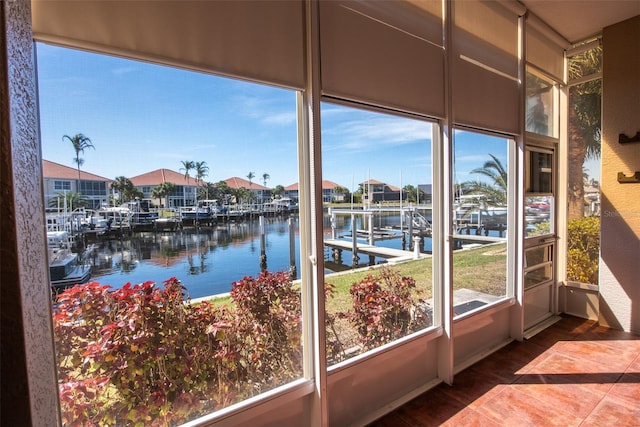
[360,179,385,185]
[322,180,344,190]
[284,180,345,191]
[224,177,270,190]
[42,159,110,181]
[359,179,401,191]
[129,169,196,186]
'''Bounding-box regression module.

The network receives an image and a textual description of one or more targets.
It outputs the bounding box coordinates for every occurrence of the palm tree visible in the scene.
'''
[402,185,424,204]
[214,181,233,204]
[194,161,209,185]
[233,187,250,205]
[333,185,350,203]
[246,171,255,188]
[262,173,270,187]
[62,133,94,192]
[462,154,508,206]
[567,46,602,219]
[48,191,90,210]
[180,160,195,184]
[194,161,210,199]
[272,184,285,199]
[111,176,134,204]
[151,182,176,208]
[198,182,217,201]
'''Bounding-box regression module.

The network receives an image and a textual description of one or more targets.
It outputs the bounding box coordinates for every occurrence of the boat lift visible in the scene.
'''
[326,207,432,267]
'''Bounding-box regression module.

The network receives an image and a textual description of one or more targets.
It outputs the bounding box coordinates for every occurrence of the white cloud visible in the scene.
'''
[324,116,431,152]
[112,67,138,76]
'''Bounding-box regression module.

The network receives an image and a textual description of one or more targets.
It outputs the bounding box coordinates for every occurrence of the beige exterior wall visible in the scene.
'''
[599,16,640,333]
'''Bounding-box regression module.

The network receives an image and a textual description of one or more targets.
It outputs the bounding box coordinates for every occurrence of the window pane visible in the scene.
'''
[452,130,510,316]
[524,245,553,289]
[525,264,553,289]
[525,147,554,238]
[526,69,557,137]
[525,195,554,237]
[525,149,553,193]
[321,102,434,365]
[566,44,601,285]
[38,44,303,425]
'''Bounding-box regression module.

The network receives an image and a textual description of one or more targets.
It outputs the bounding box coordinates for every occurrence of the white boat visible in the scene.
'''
[263,197,298,214]
[47,230,91,288]
[49,251,91,288]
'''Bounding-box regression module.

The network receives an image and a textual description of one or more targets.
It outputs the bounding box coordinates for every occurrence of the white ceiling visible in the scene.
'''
[521,0,640,44]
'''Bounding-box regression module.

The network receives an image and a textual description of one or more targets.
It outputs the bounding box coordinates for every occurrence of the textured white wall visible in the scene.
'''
[599,15,640,333]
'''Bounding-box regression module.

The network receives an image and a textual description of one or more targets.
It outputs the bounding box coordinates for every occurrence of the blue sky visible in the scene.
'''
[37,43,511,191]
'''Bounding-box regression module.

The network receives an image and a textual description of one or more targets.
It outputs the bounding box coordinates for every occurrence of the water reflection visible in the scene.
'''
[85,212,435,299]
[87,217,302,299]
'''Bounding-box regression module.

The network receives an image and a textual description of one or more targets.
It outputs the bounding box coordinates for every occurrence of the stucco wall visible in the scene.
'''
[2,1,61,424]
[599,15,640,333]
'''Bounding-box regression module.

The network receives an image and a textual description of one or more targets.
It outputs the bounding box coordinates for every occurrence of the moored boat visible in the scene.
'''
[263,197,298,214]
[47,230,91,288]
[180,200,221,226]
[49,251,91,288]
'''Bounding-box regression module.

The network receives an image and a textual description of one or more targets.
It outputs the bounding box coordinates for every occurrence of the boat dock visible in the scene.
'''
[324,238,425,268]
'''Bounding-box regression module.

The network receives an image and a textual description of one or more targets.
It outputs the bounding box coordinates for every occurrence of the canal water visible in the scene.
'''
[86,213,431,299]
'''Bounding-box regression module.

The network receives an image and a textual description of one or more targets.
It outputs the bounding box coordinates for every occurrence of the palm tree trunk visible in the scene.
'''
[568,101,586,219]
[77,164,81,196]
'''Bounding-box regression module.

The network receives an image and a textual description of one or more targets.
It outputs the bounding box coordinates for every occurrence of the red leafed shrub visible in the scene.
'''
[229,271,303,390]
[53,272,302,426]
[345,267,429,351]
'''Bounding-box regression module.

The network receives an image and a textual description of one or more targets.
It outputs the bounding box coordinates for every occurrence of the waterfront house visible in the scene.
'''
[4,2,639,426]
[223,176,271,204]
[42,159,110,209]
[359,178,404,204]
[129,168,200,208]
[285,180,347,203]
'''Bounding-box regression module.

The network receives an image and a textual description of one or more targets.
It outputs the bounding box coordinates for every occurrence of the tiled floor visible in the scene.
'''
[369,315,640,427]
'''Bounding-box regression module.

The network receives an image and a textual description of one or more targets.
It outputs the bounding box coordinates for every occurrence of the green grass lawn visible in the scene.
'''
[206,242,507,313]
[324,242,507,312]
[198,242,508,364]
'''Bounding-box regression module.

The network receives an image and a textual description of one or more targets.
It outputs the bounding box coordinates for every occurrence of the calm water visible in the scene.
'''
[85,213,431,299]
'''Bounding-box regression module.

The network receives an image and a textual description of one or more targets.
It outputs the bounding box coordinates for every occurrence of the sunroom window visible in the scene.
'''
[321,102,435,364]
[452,129,512,316]
[565,41,602,286]
[38,43,304,425]
[525,69,559,138]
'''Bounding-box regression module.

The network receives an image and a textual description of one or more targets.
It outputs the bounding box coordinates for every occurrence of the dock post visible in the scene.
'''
[351,214,359,266]
[330,208,337,240]
[408,209,414,248]
[413,236,421,259]
[259,215,267,270]
[288,217,296,277]
[368,214,374,245]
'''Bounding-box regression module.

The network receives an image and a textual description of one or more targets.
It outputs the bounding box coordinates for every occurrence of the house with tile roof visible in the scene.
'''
[223,176,271,204]
[129,168,200,208]
[42,159,111,209]
[284,180,348,203]
[359,179,405,203]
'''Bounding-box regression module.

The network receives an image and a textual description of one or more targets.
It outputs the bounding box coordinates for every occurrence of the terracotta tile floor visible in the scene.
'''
[368,315,640,427]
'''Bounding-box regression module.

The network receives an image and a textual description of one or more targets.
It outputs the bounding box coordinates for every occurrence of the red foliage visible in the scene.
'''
[53,273,302,426]
[337,266,429,355]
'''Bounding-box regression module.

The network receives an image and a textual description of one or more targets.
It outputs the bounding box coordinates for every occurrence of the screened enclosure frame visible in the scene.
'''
[10,0,586,425]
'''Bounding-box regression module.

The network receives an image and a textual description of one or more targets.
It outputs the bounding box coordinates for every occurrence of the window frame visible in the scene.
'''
[319,97,440,366]
[450,126,518,319]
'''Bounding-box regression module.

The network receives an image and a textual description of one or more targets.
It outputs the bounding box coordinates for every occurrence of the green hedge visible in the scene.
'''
[566,216,600,284]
